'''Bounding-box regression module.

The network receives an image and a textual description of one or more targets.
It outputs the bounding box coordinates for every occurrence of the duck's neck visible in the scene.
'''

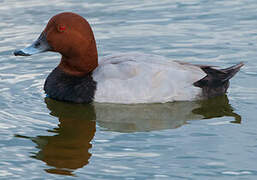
[58,56,97,76]
[57,39,98,77]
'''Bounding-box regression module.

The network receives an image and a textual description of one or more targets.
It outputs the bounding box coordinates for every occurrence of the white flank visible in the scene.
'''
[93,53,205,104]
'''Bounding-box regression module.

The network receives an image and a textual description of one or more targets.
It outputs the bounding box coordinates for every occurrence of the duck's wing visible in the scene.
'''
[93,53,205,104]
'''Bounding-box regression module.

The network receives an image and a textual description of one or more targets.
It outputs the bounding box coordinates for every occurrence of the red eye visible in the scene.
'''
[58,24,66,32]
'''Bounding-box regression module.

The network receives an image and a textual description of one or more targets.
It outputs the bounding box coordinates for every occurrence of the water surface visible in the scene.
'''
[0,0,257,179]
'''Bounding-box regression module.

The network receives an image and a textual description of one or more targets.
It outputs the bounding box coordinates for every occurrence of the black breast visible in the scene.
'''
[44,68,97,103]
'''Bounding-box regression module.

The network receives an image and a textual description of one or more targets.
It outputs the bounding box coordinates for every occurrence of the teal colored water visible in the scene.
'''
[0,0,257,179]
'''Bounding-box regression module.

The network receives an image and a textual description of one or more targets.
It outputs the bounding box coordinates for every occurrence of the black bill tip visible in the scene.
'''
[13,50,31,56]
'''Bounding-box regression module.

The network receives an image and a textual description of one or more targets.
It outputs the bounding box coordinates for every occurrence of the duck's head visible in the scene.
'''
[14,12,98,76]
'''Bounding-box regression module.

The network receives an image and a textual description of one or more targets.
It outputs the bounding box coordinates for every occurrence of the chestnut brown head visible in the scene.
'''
[14,12,98,76]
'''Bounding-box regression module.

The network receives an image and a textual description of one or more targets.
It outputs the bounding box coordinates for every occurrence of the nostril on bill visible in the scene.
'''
[34,42,41,47]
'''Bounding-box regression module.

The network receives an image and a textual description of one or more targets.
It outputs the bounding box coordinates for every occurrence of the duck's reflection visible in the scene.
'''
[192,95,241,124]
[17,95,241,175]
[95,95,241,132]
[29,99,96,176]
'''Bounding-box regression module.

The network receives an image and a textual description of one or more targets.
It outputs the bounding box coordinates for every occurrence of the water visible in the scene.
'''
[0,0,257,179]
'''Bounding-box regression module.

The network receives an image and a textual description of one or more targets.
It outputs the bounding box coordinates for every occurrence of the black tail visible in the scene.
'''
[194,62,244,98]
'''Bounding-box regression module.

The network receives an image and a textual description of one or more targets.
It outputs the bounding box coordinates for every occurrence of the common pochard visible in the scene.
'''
[14,12,243,104]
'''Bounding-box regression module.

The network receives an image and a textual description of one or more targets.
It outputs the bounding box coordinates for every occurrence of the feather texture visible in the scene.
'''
[93,53,205,104]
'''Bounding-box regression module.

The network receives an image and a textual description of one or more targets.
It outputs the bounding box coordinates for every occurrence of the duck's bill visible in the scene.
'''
[14,32,51,56]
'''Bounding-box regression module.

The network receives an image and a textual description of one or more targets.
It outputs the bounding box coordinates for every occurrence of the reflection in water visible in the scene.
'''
[95,95,241,132]
[17,99,96,176]
[17,95,240,176]
[192,95,241,124]
[39,99,96,175]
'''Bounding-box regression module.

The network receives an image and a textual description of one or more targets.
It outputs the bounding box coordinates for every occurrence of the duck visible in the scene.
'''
[14,12,244,104]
